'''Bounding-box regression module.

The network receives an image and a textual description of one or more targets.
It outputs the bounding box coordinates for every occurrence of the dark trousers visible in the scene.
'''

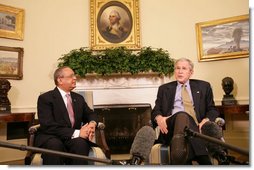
[41,137,92,165]
[163,111,212,165]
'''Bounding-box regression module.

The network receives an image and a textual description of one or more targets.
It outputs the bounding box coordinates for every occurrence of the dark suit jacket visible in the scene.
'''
[152,79,219,127]
[151,79,219,155]
[35,87,97,147]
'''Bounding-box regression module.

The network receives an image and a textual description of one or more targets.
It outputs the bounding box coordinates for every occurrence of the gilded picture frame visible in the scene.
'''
[196,14,249,62]
[0,46,23,80]
[0,4,25,40]
[90,0,140,50]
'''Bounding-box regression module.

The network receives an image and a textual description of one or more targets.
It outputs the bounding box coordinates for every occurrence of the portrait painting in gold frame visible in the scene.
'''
[90,0,140,50]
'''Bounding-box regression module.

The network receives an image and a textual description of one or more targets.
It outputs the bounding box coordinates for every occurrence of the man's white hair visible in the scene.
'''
[109,10,121,20]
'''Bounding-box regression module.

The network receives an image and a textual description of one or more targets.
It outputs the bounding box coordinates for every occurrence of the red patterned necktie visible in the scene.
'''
[66,94,75,127]
[181,85,198,125]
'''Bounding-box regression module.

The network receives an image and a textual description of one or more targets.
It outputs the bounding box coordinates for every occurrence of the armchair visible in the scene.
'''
[25,91,110,165]
[149,126,170,165]
[24,122,110,165]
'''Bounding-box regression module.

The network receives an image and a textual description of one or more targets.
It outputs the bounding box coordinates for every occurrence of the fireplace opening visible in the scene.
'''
[94,103,152,155]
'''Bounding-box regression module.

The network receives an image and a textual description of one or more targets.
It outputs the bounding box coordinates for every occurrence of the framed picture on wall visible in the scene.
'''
[196,14,249,62]
[0,4,25,40]
[90,0,140,50]
[0,46,23,80]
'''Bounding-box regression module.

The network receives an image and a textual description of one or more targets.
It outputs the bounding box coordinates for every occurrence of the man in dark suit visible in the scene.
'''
[151,58,219,165]
[35,66,98,165]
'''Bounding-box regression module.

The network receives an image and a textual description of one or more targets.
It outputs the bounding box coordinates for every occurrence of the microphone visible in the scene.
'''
[201,121,229,164]
[201,121,223,139]
[129,126,156,165]
[0,140,112,164]
[185,127,249,156]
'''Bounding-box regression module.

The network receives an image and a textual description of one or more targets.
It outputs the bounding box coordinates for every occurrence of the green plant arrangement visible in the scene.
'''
[58,46,175,77]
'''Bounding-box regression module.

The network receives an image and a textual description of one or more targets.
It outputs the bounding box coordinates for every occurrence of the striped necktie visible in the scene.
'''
[66,93,75,127]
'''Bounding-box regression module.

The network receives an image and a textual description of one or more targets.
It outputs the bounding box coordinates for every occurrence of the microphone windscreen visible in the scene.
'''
[130,126,156,161]
[201,121,223,139]
[201,121,228,162]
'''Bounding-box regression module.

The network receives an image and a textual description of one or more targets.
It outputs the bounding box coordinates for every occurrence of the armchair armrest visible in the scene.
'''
[97,122,111,159]
[25,124,41,165]
[28,124,40,145]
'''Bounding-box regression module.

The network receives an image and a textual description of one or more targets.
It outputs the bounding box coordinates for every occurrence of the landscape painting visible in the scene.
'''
[0,46,23,79]
[196,15,249,61]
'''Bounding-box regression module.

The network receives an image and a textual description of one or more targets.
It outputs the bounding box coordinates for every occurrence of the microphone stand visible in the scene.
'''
[184,127,249,157]
[0,140,112,164]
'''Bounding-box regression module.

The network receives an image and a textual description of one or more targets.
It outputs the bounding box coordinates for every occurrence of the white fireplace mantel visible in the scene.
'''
[75,75,172,108]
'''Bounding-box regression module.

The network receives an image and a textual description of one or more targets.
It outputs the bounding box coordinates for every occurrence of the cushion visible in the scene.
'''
[149,143,170,165]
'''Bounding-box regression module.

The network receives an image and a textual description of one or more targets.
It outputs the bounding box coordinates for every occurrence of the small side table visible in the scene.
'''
[216,104,249,117]
[0,112,35,144]
[216,104,249,161]
[216,104,249,129]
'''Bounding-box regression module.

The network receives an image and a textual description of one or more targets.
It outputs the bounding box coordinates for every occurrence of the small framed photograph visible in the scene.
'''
[0,46,23,80]
[90,0,140,50]
[196,14,249,62]
[0,4,25,40]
